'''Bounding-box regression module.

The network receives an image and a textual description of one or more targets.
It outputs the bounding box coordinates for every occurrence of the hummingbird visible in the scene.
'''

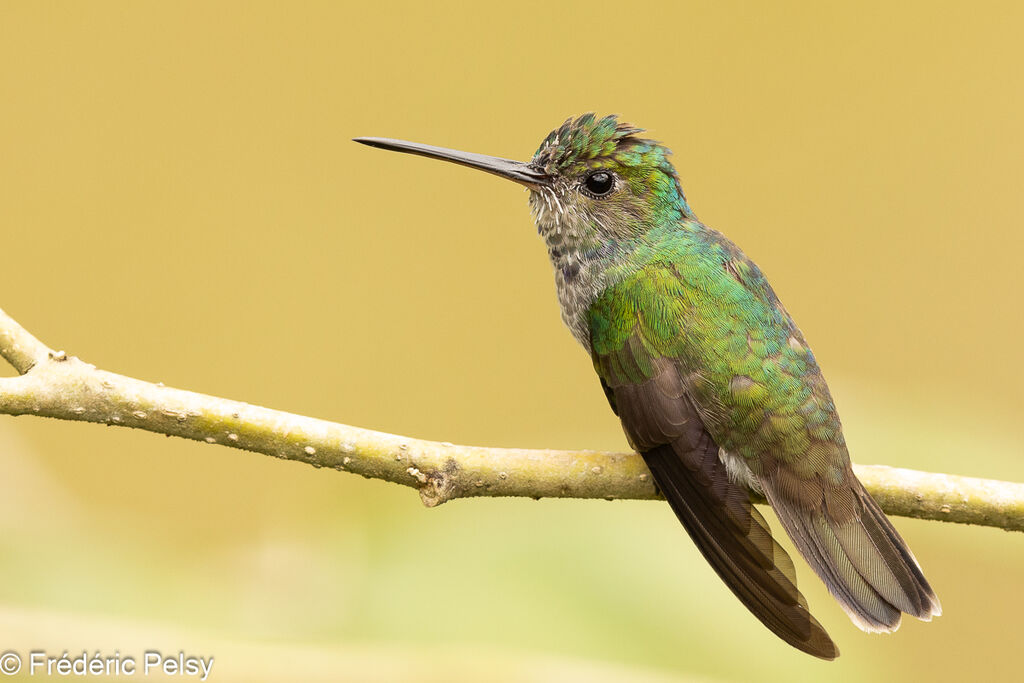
[354,114,940,659]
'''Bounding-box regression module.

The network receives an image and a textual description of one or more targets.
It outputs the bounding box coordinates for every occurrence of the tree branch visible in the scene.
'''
[1,306,1021,531]
[0,307,54,374]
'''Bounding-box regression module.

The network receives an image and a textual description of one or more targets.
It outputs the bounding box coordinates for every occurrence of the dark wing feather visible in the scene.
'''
[589,247,938,653]
[603,352,839,660]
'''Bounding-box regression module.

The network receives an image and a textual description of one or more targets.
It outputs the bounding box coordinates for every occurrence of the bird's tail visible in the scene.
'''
[761,472,942,632]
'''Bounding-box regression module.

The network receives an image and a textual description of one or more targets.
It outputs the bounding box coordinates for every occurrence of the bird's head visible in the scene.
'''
[527,114,690,242]
[355,114,691,251]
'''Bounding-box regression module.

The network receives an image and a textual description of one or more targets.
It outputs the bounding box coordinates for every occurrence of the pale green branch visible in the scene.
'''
[0,308,53,374]
[0,306,1021,531]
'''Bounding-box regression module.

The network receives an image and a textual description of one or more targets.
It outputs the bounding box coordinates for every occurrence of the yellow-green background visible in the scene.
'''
[1,2,1022,681]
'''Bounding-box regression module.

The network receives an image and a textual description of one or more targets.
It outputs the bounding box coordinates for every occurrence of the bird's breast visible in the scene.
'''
[549,247,607,351]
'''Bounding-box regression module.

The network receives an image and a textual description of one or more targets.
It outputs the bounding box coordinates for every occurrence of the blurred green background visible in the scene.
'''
[1,1,1022,681]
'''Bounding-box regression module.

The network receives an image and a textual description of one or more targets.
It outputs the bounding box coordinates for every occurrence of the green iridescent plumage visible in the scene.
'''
[355,113,941,660]
[588,224,841,470]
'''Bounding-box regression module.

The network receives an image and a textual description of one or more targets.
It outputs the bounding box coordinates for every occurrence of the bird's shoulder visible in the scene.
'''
[587,223,847,472]
[589,223,793,361]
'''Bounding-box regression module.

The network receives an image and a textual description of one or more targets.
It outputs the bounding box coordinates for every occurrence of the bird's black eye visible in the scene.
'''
[582,171,615,198]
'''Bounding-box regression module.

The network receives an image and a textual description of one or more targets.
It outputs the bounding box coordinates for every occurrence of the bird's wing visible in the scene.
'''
[589,271,839,659]
[710,240,942,632]
[589,245,938,649]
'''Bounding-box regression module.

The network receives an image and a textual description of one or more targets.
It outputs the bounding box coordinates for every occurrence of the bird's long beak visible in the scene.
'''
[353,137,551,189]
